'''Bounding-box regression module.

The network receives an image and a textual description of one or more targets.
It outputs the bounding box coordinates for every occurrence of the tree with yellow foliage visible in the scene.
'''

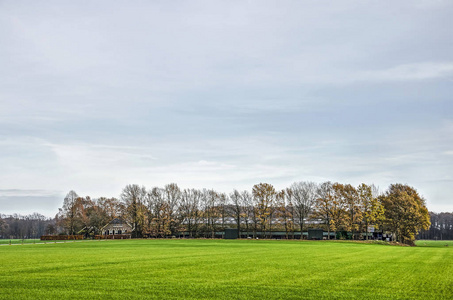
[380,184,430,245]
[357,183,384,240]
[252,183,276,238]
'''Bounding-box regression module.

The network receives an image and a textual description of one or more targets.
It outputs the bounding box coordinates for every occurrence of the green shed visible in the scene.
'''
[224,229,239,239]
[308,229,324,240]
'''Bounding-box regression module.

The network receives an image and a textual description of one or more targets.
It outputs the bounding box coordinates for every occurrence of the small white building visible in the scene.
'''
[101,218,133,236]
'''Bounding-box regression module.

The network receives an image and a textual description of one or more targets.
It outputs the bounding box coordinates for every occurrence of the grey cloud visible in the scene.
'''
[0,1,452,214]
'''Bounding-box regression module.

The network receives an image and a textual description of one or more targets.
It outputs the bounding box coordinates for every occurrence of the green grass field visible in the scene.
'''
[415,239,453,247]
[1,239,452,299]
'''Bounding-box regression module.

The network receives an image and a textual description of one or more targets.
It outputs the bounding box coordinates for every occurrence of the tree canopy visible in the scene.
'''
[380,184,430,245]
[53,181,432,245]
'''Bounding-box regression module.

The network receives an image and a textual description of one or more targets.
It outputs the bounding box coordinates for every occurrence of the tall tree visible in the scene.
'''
[230,189,243,238]
[314,182,334,239]
[357,183,384,240]
[77,196,94,234]
[179,189,202,238]
[97,197,124,221]
[121,184,147,238]
[164,183,181,236]
[57,190,81,235]
[0,216,8,238]
[59,195,95,237]
[218,193,228,235]
[252,183,276,238]
[286,181,317,236]
[330,183,349,238]
[146,187,164,237]
[84,200,106,236]
[205,189,220,238]
[342,184,361,239]
[241,190,254,238]
[146,187,173,238]
[380,184,430,245]
[276,189,294,239]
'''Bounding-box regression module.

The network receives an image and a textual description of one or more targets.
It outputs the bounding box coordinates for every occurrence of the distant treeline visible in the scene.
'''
[0,213,55,239]
[418,212,453,240]
[1,182,448,244]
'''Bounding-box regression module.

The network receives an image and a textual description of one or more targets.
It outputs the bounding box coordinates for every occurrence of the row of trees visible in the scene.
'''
[55,192,124,237]
[0,213,54,239]
[418,212,453,240]
[56,181,431,245]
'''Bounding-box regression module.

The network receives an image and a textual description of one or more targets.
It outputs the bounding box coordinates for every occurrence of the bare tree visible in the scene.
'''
[0,216,8,238]
[179,188,202,238]
[230,189,243,238]
[97,197,124,220]
[287,181,317,237]
[218,193,228,236]
[203,189,219,238]
[57,190,79,235]
[276,189,294,239]
[164,183,182,236]
[121,184,147,238]
[146,187,172,237]
[241,190,254,238]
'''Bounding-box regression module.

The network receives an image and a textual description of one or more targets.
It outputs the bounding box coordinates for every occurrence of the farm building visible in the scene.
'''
[180,230,337,240]
[101,218,133,237]
[308,228,324,240]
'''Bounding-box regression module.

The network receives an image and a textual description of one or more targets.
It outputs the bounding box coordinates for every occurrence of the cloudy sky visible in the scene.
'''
[1,0,452,217]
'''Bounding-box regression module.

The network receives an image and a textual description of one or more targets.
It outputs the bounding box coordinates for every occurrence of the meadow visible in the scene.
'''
[0,239,452,299]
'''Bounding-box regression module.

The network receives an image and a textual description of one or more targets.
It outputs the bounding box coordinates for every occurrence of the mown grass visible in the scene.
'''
[415,239,453,247]
[0,239,452,299]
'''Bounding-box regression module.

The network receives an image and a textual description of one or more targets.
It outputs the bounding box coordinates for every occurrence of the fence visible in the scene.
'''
[40,235,84,240]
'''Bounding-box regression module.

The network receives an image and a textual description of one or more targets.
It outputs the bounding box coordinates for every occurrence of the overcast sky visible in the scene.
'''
[1,0,452,217]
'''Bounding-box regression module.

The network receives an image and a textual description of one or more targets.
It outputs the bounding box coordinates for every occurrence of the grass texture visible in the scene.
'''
[0,239,452,299]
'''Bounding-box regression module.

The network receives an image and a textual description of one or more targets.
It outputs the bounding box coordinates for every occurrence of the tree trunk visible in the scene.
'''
[365,220,369,240]
[237,216,240,238]
[327,218,330,240]
[301,219,305,240]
